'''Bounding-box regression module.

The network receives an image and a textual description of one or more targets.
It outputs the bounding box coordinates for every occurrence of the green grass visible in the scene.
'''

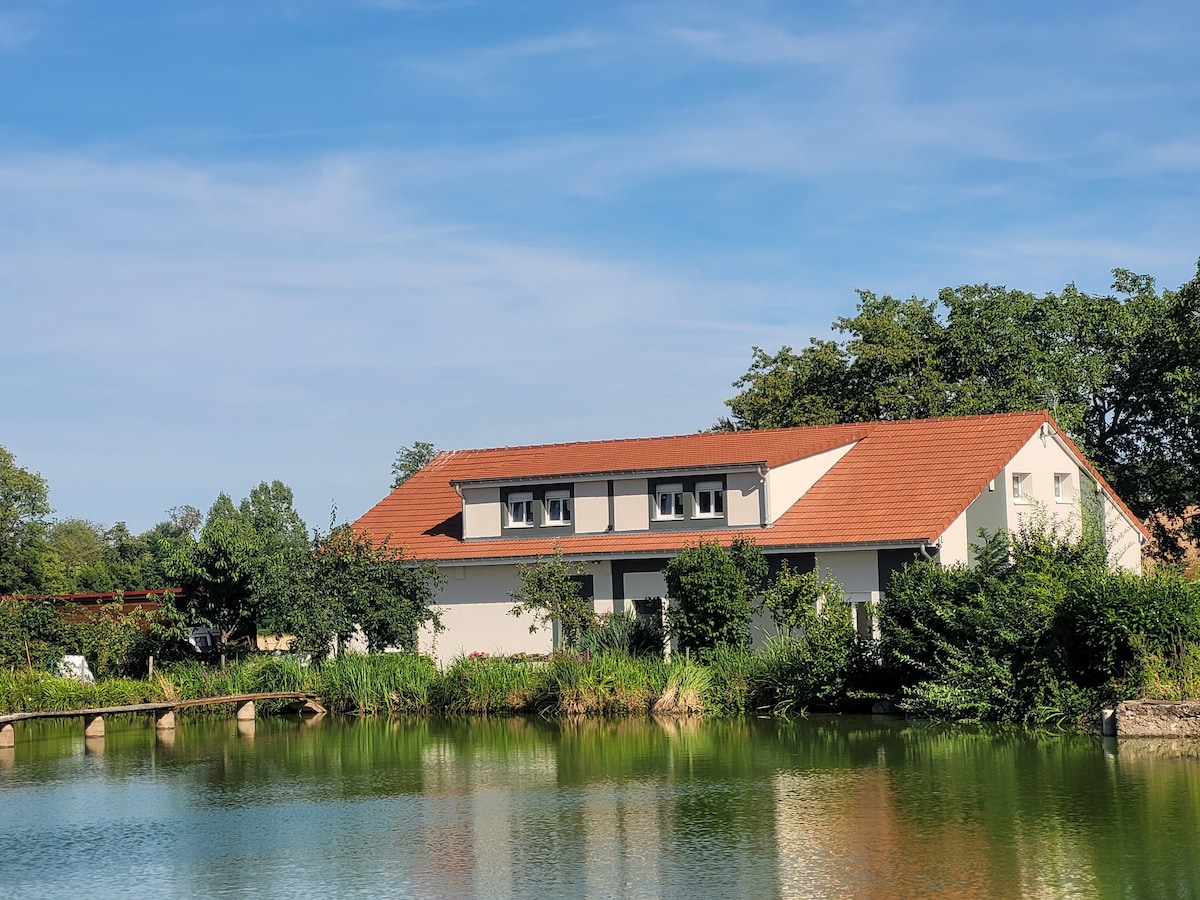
[3,642,877,720]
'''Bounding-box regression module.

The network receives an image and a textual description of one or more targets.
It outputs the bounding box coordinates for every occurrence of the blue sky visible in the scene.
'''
[2,0,1198,534]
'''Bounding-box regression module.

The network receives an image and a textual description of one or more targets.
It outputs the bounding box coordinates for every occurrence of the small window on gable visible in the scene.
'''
[507,492,534,528]
[1054,473,1070,502]
[545,490,572,526]
[695,481,724,518]
[656,484,684,520]
[1012,473,1030,503]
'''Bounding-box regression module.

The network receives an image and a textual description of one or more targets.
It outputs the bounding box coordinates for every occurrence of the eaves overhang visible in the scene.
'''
[419,537,935,567]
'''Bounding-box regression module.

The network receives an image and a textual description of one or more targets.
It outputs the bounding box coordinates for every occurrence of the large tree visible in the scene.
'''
[0,445,64,595]
[721,265,1200,556]
[264,524,444,656]
[391,441,437,489]
[165,481,310,658]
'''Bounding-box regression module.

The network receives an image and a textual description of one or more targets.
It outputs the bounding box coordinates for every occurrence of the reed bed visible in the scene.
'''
[3,637,867,719]
[0,671,159,713]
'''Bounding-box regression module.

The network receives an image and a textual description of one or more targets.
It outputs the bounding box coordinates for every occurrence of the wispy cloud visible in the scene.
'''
[402,28,609,86]
[0,150,789,528]
[0,11,38,53]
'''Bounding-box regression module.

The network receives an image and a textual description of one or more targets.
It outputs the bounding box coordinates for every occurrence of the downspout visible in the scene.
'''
[919,541,940,561]
[758,464,770,526]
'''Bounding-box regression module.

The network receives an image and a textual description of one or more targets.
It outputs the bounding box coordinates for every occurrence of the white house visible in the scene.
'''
[354,412,1147,664]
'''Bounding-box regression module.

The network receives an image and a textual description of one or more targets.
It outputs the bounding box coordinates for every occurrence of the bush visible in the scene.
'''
[665,539,766,653]
[880,527,1200,724]
[578,611,664,657]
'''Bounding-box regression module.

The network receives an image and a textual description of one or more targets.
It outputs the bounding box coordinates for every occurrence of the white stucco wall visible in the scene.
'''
[1003,428,1086,539]
[1102,495,1143,573]
[613,478,649,531]
[765,442,859,524]
[1001,427,1143,572]
[588,559,615,615]
[461,486,501,538]
[420,563,552,665]
[725,471,763,527]
[939,508,971,566]
[574,479,609,534]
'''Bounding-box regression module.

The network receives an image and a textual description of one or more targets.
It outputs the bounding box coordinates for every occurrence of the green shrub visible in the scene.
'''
[578,612,664,657]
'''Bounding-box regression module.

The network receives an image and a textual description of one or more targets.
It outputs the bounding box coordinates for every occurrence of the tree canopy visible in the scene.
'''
[0,446,60,595]
[165,482,311,654]
[664,538,767,653]
[721,264,1200,556]
[391,441,437,489]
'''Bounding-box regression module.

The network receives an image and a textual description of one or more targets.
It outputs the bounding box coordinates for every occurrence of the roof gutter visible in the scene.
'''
[424,538,936,567]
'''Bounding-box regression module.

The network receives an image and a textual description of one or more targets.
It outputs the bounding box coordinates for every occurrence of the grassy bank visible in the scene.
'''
[0,643,873,719]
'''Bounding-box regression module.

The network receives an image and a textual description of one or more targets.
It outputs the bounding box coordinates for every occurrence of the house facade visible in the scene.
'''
[353,412,1147,664]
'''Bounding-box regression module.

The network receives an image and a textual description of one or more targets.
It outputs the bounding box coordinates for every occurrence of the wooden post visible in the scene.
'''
[155,709,176,731]
[0,722,14,749]
[84,714,105,738]
[235,700,256,721]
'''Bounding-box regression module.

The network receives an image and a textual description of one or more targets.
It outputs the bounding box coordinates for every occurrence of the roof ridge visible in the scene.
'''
[434,421,878,456]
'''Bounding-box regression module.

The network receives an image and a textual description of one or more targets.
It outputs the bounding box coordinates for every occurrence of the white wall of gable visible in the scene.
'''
[461,486,501,538]
[1003,428,1143,573]
[939,508,970,566]
[1003,429,1085,539]
[574,480,609,534]
[1103,495,1143,573]
[765,443,858,524]
[725,472,763,527]
[613,478,649,531]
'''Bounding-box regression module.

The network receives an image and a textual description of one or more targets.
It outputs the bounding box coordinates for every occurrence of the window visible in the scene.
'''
[1012,473,1030,503]
[1054,473,1070,502]
[695,481,724,518]
[655,483,684,519]
[507,492,534,527]
[544,490,572,525]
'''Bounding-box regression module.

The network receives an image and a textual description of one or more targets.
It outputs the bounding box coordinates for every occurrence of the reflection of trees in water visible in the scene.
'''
[9,715,1200,897]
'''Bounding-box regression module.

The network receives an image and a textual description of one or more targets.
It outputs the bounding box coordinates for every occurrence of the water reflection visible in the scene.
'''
[2,715,1199,898]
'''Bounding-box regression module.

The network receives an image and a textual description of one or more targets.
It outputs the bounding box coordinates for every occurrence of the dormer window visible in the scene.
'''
[507,492,534,527]
[695,481,724,518]
[656,484,684,520]
[545,490,572,525]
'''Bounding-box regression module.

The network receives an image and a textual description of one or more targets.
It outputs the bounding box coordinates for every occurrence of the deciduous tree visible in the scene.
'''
[664,538,766,653]
[722,264,1200,556]
[508,545,594,650]
[391,441,437,488]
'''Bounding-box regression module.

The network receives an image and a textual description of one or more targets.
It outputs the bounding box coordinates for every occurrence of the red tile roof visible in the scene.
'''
[442,423,875,483]
[353,412,1147,562]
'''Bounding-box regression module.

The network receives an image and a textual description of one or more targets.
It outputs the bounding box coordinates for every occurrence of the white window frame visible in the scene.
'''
[655,483,684,520]
[1012,473,1031,503]
[1053,472,1071,503]
[507,492,534,528]
[694,481,725,519]
[544,490,572,526]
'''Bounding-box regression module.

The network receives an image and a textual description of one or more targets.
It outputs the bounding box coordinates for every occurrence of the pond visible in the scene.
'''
[2,714,1198,898]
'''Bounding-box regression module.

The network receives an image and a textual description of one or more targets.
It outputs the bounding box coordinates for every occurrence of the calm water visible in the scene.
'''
[2,714,1199,899]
